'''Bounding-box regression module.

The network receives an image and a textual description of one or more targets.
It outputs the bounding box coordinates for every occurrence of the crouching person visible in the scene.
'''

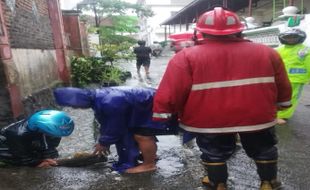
[0,110,74,167]
[53,86,178,174]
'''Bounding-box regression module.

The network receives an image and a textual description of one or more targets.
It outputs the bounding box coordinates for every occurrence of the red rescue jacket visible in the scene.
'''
[153,37,292,133]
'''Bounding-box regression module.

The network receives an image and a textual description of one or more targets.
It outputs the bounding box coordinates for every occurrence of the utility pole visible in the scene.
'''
[248,0,253,16]
[223,0,227,8]
[93,4,99,27]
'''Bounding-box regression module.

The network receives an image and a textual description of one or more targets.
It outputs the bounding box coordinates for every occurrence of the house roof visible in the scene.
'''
[62,10,82,16]
[161,0,260,25]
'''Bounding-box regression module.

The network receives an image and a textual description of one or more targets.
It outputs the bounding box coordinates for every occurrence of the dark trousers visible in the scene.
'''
[196,127,278,185]
[136,58,150,68]
[196,127,278,162]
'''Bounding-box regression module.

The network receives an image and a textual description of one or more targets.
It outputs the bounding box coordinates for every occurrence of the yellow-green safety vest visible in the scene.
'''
[277,44,310,84]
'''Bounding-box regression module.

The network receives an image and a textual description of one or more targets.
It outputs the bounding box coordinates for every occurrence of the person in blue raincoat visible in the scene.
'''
[53,86,178,173]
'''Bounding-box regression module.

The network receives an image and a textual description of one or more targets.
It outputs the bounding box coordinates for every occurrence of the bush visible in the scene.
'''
[70,56,131,87]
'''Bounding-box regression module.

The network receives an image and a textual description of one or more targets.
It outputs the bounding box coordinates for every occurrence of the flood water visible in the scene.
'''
[0,52,310,189]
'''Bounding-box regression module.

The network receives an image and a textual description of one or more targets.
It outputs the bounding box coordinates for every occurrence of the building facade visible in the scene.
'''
[0,0,77,127]
[237,0,310,26]
[138,0,192,44]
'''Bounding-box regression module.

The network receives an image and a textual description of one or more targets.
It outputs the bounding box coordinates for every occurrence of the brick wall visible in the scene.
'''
[0,61,14,126]
[62,14,82,55]
[3,0,54,49]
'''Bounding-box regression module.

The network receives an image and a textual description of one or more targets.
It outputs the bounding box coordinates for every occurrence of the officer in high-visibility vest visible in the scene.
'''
[277,29,310,124]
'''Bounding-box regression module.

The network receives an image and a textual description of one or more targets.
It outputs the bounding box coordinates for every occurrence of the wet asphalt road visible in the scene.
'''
[0,52,310,190]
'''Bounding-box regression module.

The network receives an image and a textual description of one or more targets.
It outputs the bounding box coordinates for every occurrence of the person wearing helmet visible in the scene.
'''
[153,7,292,190]
[53,86,178,174]
[133,40,152,78]
[276,29,310,124]
[0,110,74,167]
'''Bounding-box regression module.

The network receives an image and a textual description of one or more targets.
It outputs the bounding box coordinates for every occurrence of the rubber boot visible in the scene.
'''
[202,176,227,190]
[256,160,282,190]
[260,179,282,190]
[201,162,227,190]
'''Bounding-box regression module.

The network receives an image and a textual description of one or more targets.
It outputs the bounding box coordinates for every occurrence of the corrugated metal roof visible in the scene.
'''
[161,0,259,25]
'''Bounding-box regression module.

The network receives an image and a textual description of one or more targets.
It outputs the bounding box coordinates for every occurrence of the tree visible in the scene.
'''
[78,0,153,27]
[77,0,154,65]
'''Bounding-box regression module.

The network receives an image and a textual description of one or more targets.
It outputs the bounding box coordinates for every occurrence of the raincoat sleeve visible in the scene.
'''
[153,51,192,121]
[271,50,292,109]
[92,88,141,173]
[93,89,131,147]
[97,114,129,147]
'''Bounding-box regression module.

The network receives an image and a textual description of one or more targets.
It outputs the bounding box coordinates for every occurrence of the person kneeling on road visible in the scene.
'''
[0,110,74,167]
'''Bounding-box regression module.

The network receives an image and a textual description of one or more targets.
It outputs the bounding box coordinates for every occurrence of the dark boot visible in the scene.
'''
[201,162,228,190]
[202,176,227,190]
[256,160,282,190]
[260,179,282,190]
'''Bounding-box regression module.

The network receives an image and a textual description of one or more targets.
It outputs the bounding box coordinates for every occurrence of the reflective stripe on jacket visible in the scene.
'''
[277,44,310,84]
[153,37,292,133]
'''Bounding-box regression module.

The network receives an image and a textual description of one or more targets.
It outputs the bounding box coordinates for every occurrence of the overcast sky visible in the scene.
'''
[60,0,137,10]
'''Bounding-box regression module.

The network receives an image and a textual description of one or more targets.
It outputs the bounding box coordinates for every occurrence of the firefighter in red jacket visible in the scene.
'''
[153,7,292,190]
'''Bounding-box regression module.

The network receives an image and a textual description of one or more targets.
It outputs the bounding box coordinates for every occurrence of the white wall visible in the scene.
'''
[59,0,82,10]
[88,33,101,57]
[145,0,192,42]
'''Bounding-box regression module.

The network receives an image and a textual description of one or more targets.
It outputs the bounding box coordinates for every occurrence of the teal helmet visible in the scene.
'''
[28,110,74,137]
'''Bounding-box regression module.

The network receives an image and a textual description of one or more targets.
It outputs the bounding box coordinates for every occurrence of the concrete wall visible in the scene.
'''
[79,21,90,56]
[88,33,100,57]
[11,49,59,97]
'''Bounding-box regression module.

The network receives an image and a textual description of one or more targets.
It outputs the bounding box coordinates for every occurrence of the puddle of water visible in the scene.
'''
[156,136,184,177]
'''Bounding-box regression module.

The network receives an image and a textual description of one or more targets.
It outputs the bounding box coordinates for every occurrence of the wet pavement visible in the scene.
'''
[1,51,310,190]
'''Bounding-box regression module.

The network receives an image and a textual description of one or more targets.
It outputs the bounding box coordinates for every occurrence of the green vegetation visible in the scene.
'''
[71,0,154,87]
[94,41,135,65]
[70,56,131,87]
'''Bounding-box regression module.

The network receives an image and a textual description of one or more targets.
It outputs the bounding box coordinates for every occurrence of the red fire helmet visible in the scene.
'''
[195,7,245,36]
